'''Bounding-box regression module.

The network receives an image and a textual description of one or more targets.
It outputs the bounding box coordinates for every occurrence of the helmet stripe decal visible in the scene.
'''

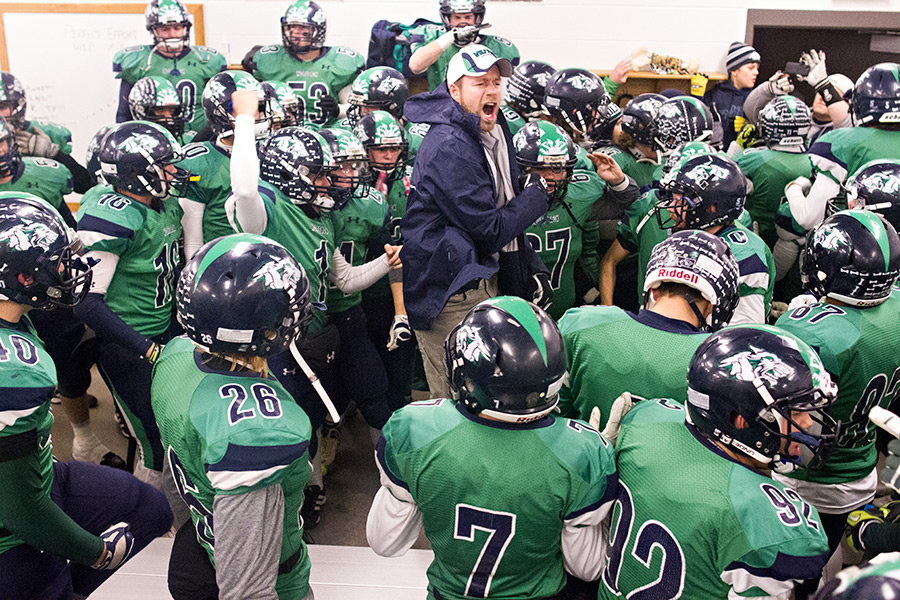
[848,209,893,270]
[196,235,271,287]
[484,298,548,365]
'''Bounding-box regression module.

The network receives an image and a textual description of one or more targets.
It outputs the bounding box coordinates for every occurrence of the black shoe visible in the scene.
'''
[301,485,326,530]
[100,451,129,471]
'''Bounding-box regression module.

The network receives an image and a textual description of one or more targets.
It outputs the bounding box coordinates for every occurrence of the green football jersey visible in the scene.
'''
[326,185,389,314]
[151,336,312,598]
[776,295,900,484]
[113,45,227,132]
[499,105,525,135]
[24,120,72,155]
[734,148,813,248]
[575,144,593,172]
[526,170,602,319]
[0,157,73,216]
[617,189,669,301]
[558,306,707,425]
[378,399,617,600]
[0,317,57,555]
[364,168,412,301]
[76,185,183,337]
[231,181,340,334]
[249,45,364,130]
[809,126,900,184]
[718,222,775,320]
[599,400,829,599]
[597,145,658,189]
[411,25,520,91]
[406,122,431,165]
[178,140,234,243]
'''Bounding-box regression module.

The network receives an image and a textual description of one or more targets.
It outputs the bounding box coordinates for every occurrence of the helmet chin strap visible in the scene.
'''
[684,294,710,331]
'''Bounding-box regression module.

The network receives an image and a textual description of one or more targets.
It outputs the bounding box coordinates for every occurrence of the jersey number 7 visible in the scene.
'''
[454,504,517,598]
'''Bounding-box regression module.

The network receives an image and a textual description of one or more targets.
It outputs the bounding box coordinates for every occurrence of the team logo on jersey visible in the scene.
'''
[812,223,849,251]
[253,257,302,291]
[721,345,792,386]
[566,74,598,92]
[454,324,491,364]
[0,223,59,252]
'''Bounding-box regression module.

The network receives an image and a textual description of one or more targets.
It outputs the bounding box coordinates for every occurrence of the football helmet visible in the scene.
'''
[621,93,666,146]
[815,553,900,600]
[85,125,113,185]
[513,121,576,206]
[0,116,21,178]
[849,62,900,126]
[587,102,624,147]
[201,71,271,139]
[656,153,747,230]
[542,68,610,140]
[0,192,92,309]
[261,81,300,128]
[439,0,486,35]
[145,0,191,52]
[643,229,740,332]
[97,121,189,199]
[281,0,327,55]
[444,296,567,423]
[318,127,369,209]
[686,325,839,471]
[128,76,185,139]
[0,72,26,128]
[660,140,717,179]
[353,110,408,178]
[651,96,714,156]
[347,67,409,126]
[259,126,335,209]
[801,209,900,307]
[176,233,313,356]
[758,95,811,150]
[846,159,900,230]
[505,61,556,120]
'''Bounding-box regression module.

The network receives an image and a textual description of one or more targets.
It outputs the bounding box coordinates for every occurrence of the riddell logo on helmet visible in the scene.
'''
[880,112,900,123]
[658,268,698,284]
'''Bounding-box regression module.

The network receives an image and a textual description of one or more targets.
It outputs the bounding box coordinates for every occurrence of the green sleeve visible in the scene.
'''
[861,521,900,556]
[602,76,619,98]
[0,449,103,565]
[580,218,601,286]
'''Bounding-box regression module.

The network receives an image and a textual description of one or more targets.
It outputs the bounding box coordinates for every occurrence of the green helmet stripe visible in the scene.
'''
[196,234,272,288]
[483,297,548,365]
[847,209,892,270]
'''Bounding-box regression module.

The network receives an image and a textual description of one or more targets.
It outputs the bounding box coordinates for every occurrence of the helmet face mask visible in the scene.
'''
[0,193,93,310]
[656,153,747,231]
[686,325,840,472]
[281,0,327,55]
[0,72,27,128]
[177,234,313,357]
[262,81,300,129]
[0,116,21,179]
[513,121,576,207]
[145,0,192,52]
[443,296,567,424]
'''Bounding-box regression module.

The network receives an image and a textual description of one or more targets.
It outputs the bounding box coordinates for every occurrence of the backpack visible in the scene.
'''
[366,18,441,78]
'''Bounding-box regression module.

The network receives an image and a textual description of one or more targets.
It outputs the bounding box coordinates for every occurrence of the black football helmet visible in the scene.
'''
[128,76,186,139]
[814,554,900,600]
[651,96,714,156]
[0,72,26,128]
[177,233,313,356]
[542,68,610,140]
[0,116,21,178]
[97,121,189,199]
[686,325,839,471]
[849,62,900,126]
[259,126,335,209]
[656,153,747,230]
[0,192,92,309]
[261,81,300,129]
[85,125,113,185]
[281,0,327,54]
[353,110,408,179]
[846,159,900,230]
[758,95,811,150]
[801,209,900,307]
[621,93,666,146]
[505,61,556,120]
[318,127,369,209]
[202,71,271,139]
[513,121,576,206]
[145,0,192,52]
[444,296,567,423]
[347,67,409,126]
[660,140,717,180]
[643,230,740,332]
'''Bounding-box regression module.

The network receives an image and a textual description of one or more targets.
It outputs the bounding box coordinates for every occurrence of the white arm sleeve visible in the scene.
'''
[328,250,390,294]
[366,463,422,557]
[728,291,767,325]
[179,197,206,260]
[561,501,613,581]
[82,250,119,295]
[227,114,267,234]
[787,175,842,232]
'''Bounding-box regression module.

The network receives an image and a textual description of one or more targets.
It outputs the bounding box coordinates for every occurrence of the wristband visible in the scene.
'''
[815,79,844,106]
[437,31,454,51]
[146,343,162,365]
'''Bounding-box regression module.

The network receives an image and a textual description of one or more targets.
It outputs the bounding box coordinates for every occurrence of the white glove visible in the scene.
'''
[600,392,640,446]
[583,287,601,305]
[786,176,812,196]
[589,406,602,430]
[92,522,135,571]
[15,126,59,158]
[799,49,828,88]
[766,71,794,95]
[437,25,482,50]
[787,293,819,313]
[386,315,411,351]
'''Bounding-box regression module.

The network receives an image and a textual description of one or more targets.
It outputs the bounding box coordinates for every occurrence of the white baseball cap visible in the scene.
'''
[446,44,513,87]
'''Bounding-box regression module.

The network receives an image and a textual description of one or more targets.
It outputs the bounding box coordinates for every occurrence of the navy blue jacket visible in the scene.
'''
[401,83,549,330]
[703,80,751,148]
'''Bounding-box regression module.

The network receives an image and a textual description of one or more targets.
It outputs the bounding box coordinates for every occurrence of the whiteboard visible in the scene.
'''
[0,3,203,179]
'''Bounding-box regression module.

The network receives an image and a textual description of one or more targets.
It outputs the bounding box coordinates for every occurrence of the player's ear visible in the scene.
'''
[449,81,462,104]
[16,273,34,286]
[732,413,749,429]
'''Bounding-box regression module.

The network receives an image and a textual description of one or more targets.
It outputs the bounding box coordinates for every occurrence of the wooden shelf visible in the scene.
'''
[593,71,728,103]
